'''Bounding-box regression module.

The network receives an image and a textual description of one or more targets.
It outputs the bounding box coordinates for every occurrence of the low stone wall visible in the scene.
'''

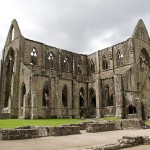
[121,119,145,129]
[86,119,145,133]
[0,125,80,140]
[0,129,38,140]
[62,121,92,130]
[48,126,80,136]
[90,136,150,150]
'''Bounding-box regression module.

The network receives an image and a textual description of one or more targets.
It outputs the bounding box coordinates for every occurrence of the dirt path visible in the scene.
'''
[0,129,150,150]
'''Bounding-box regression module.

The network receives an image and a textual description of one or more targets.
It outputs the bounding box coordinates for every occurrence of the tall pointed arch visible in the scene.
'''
[89,88,96,108]
[4,48,15,107]
[102,55,108,70]
[5,19,22,46]
[48,52,55,68]
[132,19,149,41]
[62,85,68,107]
[140,48,150,69]
[42,83,50,107]
[79,87,85,107]
[20,83,26,107]
[30,48,38,65]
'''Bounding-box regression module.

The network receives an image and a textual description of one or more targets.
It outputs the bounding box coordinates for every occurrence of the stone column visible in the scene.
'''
[30,91,38,119]
[94,75,102,118]
[23,93,30,119]
[114,75,123,118]
[72,80,78,117]
[55,77,61,117]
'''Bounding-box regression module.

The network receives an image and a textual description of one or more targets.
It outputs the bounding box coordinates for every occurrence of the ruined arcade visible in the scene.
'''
[0,19,149,119]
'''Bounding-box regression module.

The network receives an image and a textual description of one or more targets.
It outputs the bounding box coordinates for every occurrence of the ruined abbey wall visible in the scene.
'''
[0,19,150,119]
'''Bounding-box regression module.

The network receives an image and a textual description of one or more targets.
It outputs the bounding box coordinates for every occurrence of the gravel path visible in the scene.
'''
[0,129,150,150]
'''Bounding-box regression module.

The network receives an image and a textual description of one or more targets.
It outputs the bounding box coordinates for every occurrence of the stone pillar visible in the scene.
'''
[30,91,37,119]
[23,93,30,119]
[94,76,102,118]
[114,75,123,118]
[72,80,78,117]
[55,77,61,117]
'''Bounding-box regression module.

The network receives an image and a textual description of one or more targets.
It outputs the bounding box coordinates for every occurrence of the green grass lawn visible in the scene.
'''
[100,117,121,121]
[0,119,87,129]
[145,121,150,125]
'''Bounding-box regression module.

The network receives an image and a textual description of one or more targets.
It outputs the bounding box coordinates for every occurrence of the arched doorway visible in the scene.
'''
[79,87,85,107]
[20,83,26,107]
[128,105,137,114]
[89,88,96,117]
[62,85,68,107]
[42,84,50,107]
[4,49,15,107]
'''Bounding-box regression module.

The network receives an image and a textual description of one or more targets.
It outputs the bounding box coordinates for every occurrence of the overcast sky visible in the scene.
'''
[0,0,150,58]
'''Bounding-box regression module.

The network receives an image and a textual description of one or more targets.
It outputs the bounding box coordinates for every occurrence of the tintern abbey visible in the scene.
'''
[0,19,150,120]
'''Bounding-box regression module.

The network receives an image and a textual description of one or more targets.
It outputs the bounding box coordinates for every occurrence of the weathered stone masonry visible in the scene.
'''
[0,19,150,119]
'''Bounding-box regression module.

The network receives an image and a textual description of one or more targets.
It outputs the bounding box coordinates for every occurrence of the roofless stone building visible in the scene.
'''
[0,19,149,119]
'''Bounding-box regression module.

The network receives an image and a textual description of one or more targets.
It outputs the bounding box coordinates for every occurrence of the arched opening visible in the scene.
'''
[128,105,137,114]
[20,83,26,107]
[11,26,15,41]
[89,88,96,117]
[109,93,114,106]
[91,96,96,108]
[102,55,108,70]
[140,48,150,69]
[42,84,50,107]
[77,62,82,74]
[116,50,123,66]
[48,52,55,68]
[90,59,95,73]
[4,49,15,107]
[104,85,109,106]
[79,87,85,107]
[30,48,37,65]
[62,56,71,72]
[62,85,68,107]
[90,88,96,108]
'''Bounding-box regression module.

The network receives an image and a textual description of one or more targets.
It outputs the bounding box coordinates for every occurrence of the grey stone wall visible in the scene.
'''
[91,136,150,150]
[0,125,80,140]
[86,119,145,133]
[0,19,150,120]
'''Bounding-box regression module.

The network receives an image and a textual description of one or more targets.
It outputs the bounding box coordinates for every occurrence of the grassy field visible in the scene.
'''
[0,118,149,129]
[0,119,87,129]
[145,121,150,125]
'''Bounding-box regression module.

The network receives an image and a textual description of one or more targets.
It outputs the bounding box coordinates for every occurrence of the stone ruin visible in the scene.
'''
[90,136,150,150]
[86,119,147,133]
[0,119,149,141]
[0,19,150,120]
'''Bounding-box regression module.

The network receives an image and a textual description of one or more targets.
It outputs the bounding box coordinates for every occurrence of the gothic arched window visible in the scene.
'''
[62,56,71,72]
[102,55,108,70]
[11,27,15,41]
[116,50,123,66]
[42,84,50,107]
[20,83,26,107]
[79,87,85,107]
[90,59,95,73]
[30,48,37,65]
[90,88,96,108]
[140,48,150,70]
[48,52,55,68]
[5,49,15,107]
[104,85,109,106]
[62,85,68,107]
